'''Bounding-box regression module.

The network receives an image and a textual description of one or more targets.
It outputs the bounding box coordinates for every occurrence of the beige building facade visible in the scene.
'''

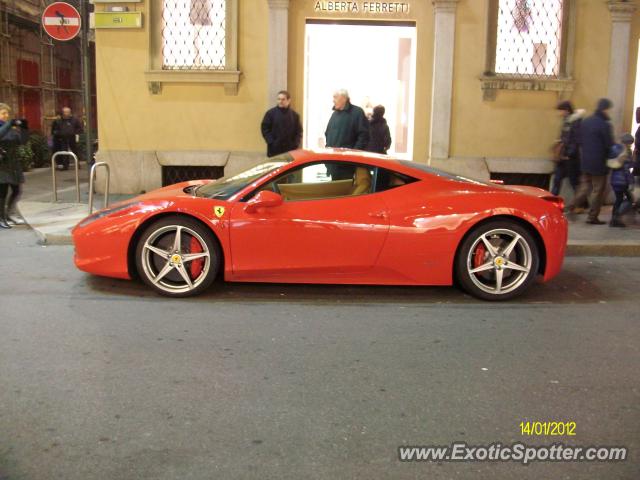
[93,0,640,194]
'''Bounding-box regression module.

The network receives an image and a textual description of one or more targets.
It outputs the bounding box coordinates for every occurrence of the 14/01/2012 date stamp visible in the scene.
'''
[520,421,576,436]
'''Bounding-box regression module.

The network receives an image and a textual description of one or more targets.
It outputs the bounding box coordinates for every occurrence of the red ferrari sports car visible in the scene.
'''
[72,149,567,300]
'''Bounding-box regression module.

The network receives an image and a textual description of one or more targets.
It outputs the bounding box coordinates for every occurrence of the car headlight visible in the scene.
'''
[77,202,140,228]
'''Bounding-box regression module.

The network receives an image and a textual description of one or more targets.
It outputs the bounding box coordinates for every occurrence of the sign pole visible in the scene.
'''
[80,0,93,168]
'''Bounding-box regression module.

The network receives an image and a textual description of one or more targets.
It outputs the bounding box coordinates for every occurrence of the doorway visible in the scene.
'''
[303,20,417,159]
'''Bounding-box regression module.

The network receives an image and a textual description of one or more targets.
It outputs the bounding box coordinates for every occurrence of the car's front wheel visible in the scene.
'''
[455,220,540,301]
[135,216,221,297]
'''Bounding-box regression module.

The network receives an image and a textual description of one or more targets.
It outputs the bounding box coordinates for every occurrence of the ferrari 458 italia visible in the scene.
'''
[72,149,567,300]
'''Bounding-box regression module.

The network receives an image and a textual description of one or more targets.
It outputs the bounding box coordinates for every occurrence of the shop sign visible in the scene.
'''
[313,1,410,15]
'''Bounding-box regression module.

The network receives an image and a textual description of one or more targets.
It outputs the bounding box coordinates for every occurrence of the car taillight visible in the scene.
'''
[542,195,564,212]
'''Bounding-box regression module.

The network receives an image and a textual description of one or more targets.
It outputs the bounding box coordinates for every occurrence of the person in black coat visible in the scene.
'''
[551,101,583,197]
[51,107,83,170]
[324,89,370,179]
[569,98,615,224]
[0,103,27,229]
[634,107,640,179]
[261,90,302,158]
[366,105,392,154]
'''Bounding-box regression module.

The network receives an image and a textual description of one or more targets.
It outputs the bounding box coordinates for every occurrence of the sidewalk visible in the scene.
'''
[10,167,640,255]
[15,165,134,245]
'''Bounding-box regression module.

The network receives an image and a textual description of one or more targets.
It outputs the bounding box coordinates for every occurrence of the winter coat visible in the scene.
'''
[579,110,614,176]
[366,117,392,154]
[325,102,370,150]
[51,116,83,140]
[260,106,302,157]
[610,153,634,192]
[559,110,583,159]
[634,125,640,176]
[0,120,26,185]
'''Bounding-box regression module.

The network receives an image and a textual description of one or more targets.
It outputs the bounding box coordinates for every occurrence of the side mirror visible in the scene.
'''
[244,190,283,213]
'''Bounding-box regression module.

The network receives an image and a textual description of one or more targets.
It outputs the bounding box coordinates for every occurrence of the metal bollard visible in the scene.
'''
[51,150,80,203]
[88,162,110,214]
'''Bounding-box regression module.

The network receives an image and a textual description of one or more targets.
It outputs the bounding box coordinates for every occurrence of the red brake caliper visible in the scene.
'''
[473,244,486,270]
[189,236,204,279]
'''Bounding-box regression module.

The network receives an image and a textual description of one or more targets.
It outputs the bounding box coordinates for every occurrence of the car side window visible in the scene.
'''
[257,162,376,202]
[375,167,417,193]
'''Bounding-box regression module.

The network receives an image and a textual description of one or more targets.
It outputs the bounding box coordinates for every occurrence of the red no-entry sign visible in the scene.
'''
[42,2,81,41]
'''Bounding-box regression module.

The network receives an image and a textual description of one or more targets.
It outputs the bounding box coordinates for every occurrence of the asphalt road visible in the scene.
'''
[0,227,638,480]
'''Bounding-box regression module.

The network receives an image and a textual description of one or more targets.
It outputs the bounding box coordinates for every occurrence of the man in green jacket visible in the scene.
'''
[324,89,369,179]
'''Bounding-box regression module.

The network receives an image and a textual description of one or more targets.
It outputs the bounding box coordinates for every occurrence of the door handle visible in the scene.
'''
[368,211,388,219]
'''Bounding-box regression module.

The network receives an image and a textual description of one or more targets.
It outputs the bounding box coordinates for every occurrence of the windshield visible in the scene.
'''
[195,153,293,200]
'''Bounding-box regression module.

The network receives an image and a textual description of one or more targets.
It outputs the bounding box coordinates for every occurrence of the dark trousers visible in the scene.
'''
[612,189,634,220]
[571,174,607,221]
[551,157,580,196]
[0,183,22,219]
[53,137,78,168]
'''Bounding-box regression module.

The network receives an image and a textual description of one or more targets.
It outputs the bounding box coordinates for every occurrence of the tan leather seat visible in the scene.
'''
[350,167,372,196]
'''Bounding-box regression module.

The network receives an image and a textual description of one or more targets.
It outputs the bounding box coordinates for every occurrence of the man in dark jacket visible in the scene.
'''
[325,89,369,179]
[569,98,615,224]
[551,101,583,197]
[261,91,302,158]
[325,89,369,150]
[51,107,83,170]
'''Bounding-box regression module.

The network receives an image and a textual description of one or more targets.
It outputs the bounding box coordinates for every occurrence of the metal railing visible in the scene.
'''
[88,162,110,215]
[51,150,80,203]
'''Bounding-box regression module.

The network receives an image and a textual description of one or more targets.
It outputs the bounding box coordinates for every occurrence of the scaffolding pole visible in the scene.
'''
[80,0,92,165]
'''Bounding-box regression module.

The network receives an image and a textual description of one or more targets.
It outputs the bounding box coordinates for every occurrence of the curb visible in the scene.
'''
[34,230,73,246]
[566,243,640,257]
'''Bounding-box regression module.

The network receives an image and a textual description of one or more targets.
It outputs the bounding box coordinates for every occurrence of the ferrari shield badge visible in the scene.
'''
[214,206,225,218]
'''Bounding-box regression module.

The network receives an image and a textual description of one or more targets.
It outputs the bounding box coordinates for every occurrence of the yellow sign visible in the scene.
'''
[92,12,143,29]
[214,206,226,218]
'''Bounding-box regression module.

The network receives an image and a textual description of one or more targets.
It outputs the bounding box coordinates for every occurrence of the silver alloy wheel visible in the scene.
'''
[140,224,211,295]
[466,228,533,296]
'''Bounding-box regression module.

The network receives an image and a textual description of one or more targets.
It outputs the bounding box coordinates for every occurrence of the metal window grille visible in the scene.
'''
[162,0,226,70]
[494,0,564,77]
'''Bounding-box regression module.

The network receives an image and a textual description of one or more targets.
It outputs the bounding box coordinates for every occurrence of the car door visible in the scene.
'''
[228,161,390,279]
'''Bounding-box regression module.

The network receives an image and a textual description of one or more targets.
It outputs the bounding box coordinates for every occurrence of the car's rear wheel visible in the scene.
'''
[455,220,540,301]
[135,216,220,297]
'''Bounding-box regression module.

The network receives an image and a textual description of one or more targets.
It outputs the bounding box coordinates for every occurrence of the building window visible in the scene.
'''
[494,0,564,77]
[162,0,226,70]
[146,0,240,95]
[482,0,575,100]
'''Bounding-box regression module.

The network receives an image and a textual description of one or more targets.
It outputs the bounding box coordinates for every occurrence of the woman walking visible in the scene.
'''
[0,103,27,229]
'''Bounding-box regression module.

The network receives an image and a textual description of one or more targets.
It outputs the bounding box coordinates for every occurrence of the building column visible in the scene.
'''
[606,0,637,133]
[267,0,290,104]
[429,0,459,162]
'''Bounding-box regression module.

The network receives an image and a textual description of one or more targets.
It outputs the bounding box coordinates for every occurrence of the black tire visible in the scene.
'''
[455,220,540,301]
[135,215,221,297]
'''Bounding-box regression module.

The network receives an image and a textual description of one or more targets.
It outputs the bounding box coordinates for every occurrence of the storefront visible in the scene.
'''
[92,0,640,194]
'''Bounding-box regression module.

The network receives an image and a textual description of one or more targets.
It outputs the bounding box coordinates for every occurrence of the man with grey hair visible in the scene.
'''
[325,89,369,179]
[325,89,369,150]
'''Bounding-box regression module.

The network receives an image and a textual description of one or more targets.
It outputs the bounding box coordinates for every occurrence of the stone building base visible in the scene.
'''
[94,150,267,194]
[430,156,555,182]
